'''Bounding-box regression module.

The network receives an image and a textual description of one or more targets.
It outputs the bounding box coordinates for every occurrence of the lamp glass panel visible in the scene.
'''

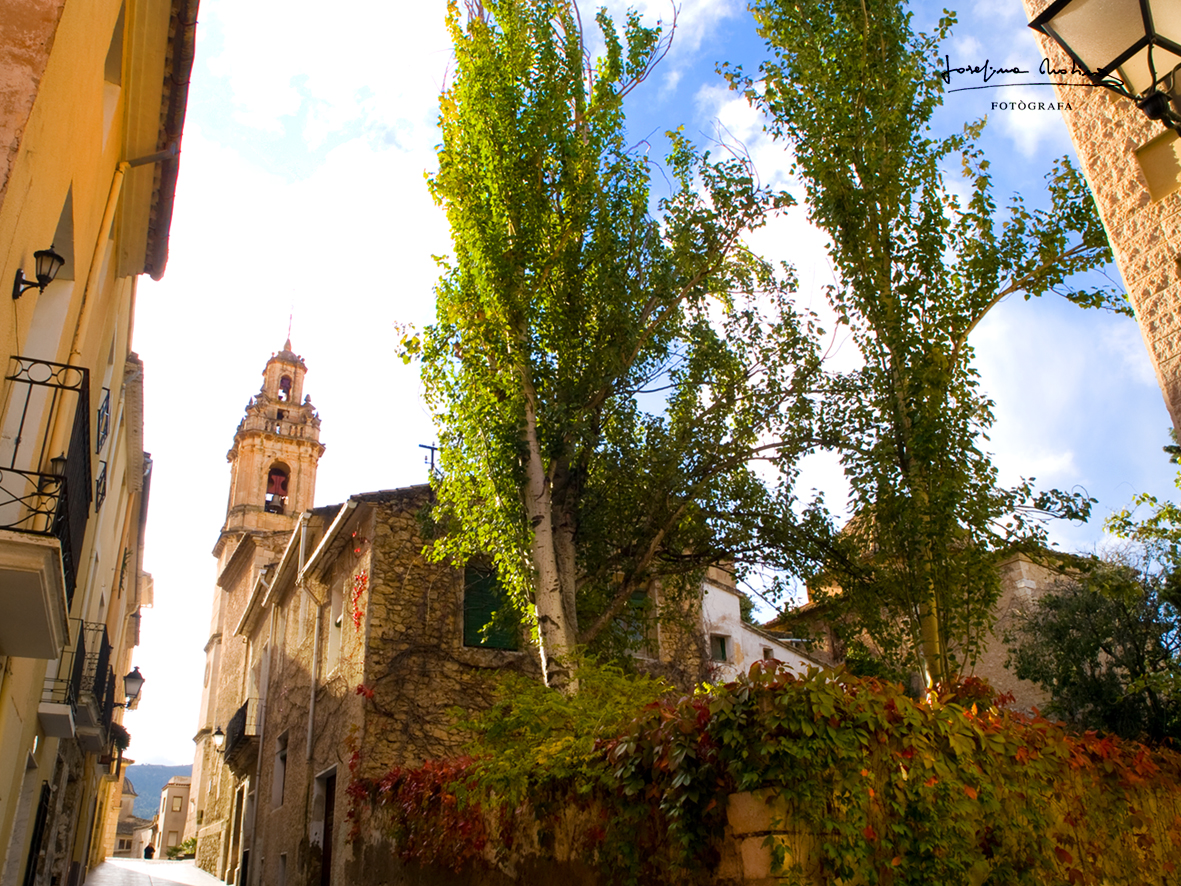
[1146,0,1181,46]
[1047,0,1147,73]
[1117,45,1181,95]
[34,249,64,282]
[124,668,145,698]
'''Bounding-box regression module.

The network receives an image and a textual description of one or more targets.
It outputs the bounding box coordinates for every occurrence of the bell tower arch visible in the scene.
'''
[222,339,325,536]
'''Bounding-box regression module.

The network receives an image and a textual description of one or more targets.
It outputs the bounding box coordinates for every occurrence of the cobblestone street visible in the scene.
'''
[85,859,222,886]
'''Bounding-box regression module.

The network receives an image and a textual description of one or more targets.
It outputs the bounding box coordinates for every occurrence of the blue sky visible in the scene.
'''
[124,0,1178,764]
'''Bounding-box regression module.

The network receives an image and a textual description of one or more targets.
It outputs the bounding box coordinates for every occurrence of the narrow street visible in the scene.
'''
[85,859,222,886]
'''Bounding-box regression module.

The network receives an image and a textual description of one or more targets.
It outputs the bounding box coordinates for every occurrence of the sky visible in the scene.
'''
[122,0,1181,764]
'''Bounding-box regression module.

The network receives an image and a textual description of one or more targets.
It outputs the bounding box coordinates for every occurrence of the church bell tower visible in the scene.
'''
[190,339,326,844]
[222,339,325,538]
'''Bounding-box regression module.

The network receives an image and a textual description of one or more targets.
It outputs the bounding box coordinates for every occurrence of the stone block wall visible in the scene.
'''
[1024,0,1181,432]
[971,554,1061,712]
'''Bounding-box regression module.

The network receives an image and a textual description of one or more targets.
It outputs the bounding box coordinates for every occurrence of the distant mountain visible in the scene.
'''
[124,764,192,819]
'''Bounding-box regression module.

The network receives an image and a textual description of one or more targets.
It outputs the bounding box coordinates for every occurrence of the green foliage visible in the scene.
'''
[737,592,756,625]
[696,667,1181,885]
[352,667,1181,884]
[1007,555,1181,742]
[165,837,196,860]
[109,722,130,752]
[461,659,672,804]
[724,0,1120,685]
[419,0,822,684]
[1108,449,1181,566]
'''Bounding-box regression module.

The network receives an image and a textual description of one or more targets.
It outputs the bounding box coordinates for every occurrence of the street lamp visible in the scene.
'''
[114,667,145,708]
[212,727,225,750]
[1029,0,1181,131]
[123,667,145,702]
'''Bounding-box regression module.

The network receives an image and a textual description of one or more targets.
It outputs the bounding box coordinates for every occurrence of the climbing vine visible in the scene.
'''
[349,666,1181,884]
[350,569,368,631]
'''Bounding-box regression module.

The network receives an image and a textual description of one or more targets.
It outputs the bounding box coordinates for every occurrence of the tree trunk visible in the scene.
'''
[522,395,579,692]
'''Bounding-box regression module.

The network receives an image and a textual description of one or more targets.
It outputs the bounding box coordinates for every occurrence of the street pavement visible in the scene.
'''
[86,859,223,886]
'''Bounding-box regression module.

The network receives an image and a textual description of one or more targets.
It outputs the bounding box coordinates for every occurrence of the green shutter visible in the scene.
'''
[463,567,518,650]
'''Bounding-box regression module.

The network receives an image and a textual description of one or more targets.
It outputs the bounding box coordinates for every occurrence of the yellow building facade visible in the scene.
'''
[0,0,196,883]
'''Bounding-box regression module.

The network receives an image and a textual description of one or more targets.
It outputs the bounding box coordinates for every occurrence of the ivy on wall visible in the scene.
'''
[349,665,1181,885]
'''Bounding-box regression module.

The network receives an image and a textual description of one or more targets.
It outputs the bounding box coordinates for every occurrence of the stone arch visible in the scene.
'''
[265,461,290,514]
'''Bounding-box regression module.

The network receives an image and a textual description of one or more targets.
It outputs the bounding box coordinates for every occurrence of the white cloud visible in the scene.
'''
[599,0,743,55]
[202,0,450,145]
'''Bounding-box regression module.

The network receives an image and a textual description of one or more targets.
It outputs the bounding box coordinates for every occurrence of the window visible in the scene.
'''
[762,647,774,661]
[167,831,178,847]
[118,839,130,850]
[171,795,182,812]
[279,375,292,402]
[710,634,730,662]
[326,584,343,672]
[272,732,288,808]
[279,854,287,886]
[625,587,657,659]
[463,567,518,649]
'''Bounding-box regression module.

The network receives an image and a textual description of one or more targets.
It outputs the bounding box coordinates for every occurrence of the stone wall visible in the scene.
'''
[358,489,540,779]
[1024,0,1181,432]
[972,554,1061,712]
[195,530,291,880]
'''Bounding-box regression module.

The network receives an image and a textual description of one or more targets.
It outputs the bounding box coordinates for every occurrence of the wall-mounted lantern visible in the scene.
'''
[123,667,145,702]
[1029,0,1181,132]
[12,246,66,300]
[115,667,145,708]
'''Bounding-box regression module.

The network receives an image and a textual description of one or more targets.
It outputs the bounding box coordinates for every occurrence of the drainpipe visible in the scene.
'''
[68,144,177,361]
[307,607,321,761]
[243,604,276,886]
[298,512,310,575]
[299,511,317,760]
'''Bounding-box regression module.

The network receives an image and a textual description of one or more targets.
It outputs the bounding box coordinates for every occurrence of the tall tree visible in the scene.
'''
[417,0,820,689]
[727,0,1127,686]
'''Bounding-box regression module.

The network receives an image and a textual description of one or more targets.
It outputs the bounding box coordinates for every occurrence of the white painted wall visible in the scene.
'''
[702,579,819,683]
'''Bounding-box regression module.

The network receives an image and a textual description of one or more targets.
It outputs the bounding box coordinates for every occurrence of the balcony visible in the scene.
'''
[37,620,116,754]
[223,697,261,776]
[0,358,92,659]
[37,621,89,739]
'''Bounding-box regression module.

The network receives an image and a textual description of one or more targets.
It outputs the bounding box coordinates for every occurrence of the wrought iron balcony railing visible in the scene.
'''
[95,460,107,511]
[224,697,261,761]
[96,387,110,453]
[79,622,112,701]
[40,620,88,710]
[70,622,114,750]
[1,358,92,604]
